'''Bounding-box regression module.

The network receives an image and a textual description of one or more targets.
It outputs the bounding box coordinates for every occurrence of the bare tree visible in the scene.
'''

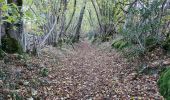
[57,0,68,41]
[73,0,87,42]
[64,0,77,33]
[91,0,103,32]
[0,3,2,46]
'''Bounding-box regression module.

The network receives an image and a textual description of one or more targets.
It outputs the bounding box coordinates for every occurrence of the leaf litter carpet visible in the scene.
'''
[0,41,163,99]
[37,41,163,99]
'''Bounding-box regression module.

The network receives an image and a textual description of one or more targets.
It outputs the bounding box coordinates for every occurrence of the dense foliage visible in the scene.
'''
[120,0,170,57]
[87,0,170,59]
[158,67,170,99]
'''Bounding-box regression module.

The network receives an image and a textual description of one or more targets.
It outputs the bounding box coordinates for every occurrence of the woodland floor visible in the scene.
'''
[0,40,164,99]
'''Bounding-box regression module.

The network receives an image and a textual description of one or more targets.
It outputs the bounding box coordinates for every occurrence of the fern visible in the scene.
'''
[158,67,170,99]
[112,38,129,50]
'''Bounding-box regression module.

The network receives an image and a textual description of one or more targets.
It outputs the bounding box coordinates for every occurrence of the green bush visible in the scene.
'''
[1,34,23,54]
[158,67,170,99]
[124,45,145,58]
[145,36,157,47]
[40,68,49,77]
[112,39,129,50]
[119,0,166,58]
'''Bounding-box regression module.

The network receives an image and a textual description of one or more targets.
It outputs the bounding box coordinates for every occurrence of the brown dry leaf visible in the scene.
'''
[0,41,164,99]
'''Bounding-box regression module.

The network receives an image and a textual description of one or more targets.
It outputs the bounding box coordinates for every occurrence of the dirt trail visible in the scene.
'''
[38,41,163,99]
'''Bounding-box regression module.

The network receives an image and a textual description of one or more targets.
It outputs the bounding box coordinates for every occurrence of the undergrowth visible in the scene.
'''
[158,67,170,99]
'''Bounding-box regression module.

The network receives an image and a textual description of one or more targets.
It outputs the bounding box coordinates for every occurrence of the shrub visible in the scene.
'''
[123,45,145,58]
[40,68,49,77]
[115,0,168,58]
[158,67,170,99]
[112,39,129,50]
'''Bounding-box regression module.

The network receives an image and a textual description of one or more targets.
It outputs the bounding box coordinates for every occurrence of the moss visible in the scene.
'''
[1,34,23,54]
[158,67,170,99]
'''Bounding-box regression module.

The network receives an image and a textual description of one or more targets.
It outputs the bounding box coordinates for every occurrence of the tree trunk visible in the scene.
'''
[73,0,87,42]
[58,0,68,38]
[64,0,77,33]
[5,0,23,40]
[91,0,103,32]
[2,0,23,53]
[0,3,2,46]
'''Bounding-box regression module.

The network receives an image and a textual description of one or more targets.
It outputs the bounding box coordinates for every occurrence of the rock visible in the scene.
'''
[23,81,29,86]
[151,61,161,67]
[27,97,34,100]
[18,81,24,86]
[26,63,34,70]
[39,63,45,68]
[31,88,37,96]
[127,72,138,81]
[163,59,170,66]
[7,95,12,100]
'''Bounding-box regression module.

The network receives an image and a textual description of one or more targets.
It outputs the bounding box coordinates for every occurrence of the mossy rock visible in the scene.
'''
[1,34,23,54]
[158,67,170,99]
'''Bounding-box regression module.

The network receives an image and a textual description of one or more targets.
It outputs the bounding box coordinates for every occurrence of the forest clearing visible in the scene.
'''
[0,0,170,99]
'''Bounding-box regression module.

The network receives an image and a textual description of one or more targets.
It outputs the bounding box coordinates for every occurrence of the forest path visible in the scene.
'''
[39,40,163,99]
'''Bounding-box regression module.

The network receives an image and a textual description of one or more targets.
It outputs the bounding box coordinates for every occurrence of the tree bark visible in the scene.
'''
[0,3,2,46]
[40,18,57,48]
[58,0,68,38]
[73,0,87,42]
[6,0,23,40]
[91,0,103,32]
[64,0,76,33]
